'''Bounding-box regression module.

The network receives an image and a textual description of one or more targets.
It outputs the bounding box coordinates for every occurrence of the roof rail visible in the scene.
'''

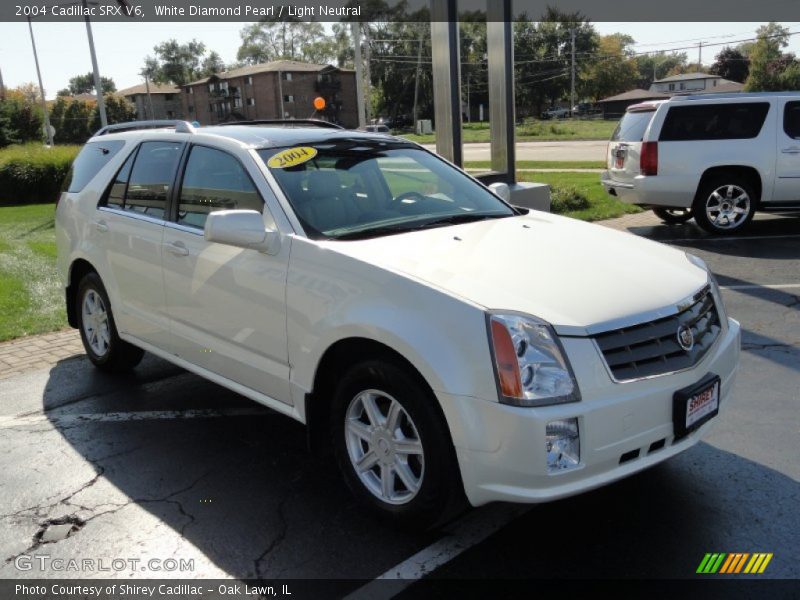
[216,119,344,130]
[672,91,799,101]
[94,120,196,136]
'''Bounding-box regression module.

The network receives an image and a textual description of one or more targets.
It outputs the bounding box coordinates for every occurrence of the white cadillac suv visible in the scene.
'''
[56,120,741,527]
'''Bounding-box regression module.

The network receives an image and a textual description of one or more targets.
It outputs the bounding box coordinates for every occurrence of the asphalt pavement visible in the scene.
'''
[0,212,797,594]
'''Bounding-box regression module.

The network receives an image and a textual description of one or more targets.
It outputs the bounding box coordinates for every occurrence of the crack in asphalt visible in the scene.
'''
[3,464,210,566]
[252,495,290,579]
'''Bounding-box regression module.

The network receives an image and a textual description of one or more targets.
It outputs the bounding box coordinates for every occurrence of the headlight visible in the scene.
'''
[686,253,727,321]
[488,314,581,407]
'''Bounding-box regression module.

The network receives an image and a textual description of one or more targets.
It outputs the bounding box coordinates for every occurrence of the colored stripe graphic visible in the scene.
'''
[698,552,773,574]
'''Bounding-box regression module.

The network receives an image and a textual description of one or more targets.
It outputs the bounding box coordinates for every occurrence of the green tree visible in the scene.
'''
[237,21,331,64]
[745,22,790,91]
[709,47,749,83]
[146,39,208,85]
[61,72,117,95]
[201,51,226,77]
[59,100,92,144]
[90,95,137,133]
[581,34,638,101]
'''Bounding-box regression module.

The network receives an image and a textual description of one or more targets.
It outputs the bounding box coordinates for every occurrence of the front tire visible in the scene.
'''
[693,175,757,234]
[331,359,463,528]
[653,206,693,224]
[76,272,144,372]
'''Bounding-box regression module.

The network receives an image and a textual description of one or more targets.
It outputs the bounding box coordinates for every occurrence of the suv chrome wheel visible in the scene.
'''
[705,184,750,230]
[344,389,425,505]
[81,289,110,357]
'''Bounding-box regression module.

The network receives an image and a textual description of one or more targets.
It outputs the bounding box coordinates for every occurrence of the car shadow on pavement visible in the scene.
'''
[38,353,800,582]
[40,356,438,581]
[625,213,800,245]
[402,441,800,582]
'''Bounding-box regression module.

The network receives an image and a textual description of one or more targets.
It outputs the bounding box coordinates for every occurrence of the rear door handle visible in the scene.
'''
[781,147,800,154]
[164,241,189,256]
[94,220,108,233]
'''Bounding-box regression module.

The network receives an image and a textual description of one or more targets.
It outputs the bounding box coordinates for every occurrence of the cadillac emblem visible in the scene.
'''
[677,324,695,352]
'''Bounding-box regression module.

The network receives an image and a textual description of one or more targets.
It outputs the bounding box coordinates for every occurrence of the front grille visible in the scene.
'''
[593,287,721,381]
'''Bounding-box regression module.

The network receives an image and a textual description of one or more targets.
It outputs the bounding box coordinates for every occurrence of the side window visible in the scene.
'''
[177,146,263,229]
[124,141,183,219]
[659,103,770,141]
[783,101,800,139]
[63,140,125,193]
[103,149,137,209]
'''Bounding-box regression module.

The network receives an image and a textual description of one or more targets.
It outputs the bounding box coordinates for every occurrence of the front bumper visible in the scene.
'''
[439,317,741,507]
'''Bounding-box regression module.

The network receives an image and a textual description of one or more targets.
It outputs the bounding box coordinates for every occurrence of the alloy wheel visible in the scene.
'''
[705,184,750,230]
[81,289,111,357]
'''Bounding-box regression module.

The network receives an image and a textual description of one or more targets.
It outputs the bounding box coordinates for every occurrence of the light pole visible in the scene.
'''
[26,17,55,146]
[83,0,107,127]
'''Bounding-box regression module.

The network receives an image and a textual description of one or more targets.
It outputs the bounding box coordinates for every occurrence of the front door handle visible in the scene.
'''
[164,241,189,256]
[94,220,108,233]
[781,146,800,154]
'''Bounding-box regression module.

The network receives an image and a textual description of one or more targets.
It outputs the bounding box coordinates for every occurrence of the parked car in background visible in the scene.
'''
[601,92,800,234]
[541,107,571,120]
[362,123,390,133]
[56,119,740,528]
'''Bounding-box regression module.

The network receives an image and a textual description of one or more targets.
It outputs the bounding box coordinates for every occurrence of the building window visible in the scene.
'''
[164,94,174,101]
[246,76,253,85]
[208,103,213,112]
[208,84,214,93]
[284,95,294,103]
[166,111,175,118]
[188,105,194,112]
[247,98,255,107]
[668,83,675,91]
[234,97,242,108]
[187,88,193,95]
[282,72,292,81]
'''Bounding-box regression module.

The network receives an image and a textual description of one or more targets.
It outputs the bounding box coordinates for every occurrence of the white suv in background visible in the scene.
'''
[601,92,800,234]
[57,120,740,527]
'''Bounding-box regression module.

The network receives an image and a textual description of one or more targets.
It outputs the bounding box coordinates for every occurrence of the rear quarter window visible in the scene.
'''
[62,140,125,193]
[611,111,655,142]
[659,102,770,141]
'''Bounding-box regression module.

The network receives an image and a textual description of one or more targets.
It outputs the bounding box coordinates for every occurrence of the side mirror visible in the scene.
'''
[204,210,280,255]
[488,182,511,203]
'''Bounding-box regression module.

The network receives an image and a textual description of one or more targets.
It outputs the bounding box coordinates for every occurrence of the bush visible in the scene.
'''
[0,144,80,205]
[549,184,592,214]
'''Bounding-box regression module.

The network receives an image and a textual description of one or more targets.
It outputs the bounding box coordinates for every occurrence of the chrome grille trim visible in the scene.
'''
[592,286,721,382]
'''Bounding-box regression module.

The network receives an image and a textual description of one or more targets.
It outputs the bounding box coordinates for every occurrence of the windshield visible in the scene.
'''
[611,110,655,142]
[259,143,514,240]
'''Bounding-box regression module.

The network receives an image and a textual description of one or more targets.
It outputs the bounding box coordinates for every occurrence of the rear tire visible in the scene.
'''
[693,174,757,235]
[653,206,693,224]
[330,358,464,529]
[76,272,144,372]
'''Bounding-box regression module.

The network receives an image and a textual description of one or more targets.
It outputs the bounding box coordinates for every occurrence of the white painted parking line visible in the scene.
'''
[0,407,271,429]
[345,503,531,600]
[666,234,800,243]
[721,283,800,291]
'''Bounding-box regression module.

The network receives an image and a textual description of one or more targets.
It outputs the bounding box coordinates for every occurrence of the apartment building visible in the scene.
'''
[118,83,184,120]
[182,60,358,128]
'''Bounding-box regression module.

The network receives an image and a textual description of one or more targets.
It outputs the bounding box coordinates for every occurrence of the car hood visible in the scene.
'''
[322,212,709,335]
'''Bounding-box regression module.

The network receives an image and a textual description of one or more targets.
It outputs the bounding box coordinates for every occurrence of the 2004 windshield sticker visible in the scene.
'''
[268,147,318,169]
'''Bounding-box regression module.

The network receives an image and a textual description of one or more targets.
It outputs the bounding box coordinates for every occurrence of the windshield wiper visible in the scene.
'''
[410,212,510,230]
[332,225,412,240]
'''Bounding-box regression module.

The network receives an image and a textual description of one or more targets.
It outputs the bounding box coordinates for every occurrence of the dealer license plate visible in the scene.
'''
[673,375,721,438]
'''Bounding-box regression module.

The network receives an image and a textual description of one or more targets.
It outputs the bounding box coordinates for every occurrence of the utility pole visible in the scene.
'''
[352,22,366,128]
[570,28,576,117]
[26,18,54,146]
[698,41,703,70]
[0,65,5,101]
[143,72,154,120]
[412,28,423,131]
[84,0,107,128]
[364,25,372,124]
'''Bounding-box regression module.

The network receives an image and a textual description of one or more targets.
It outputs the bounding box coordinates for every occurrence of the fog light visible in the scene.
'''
[546,419,580,472]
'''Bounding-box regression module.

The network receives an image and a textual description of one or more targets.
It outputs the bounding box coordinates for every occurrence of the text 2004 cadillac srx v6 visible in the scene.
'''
[56,120,741,527]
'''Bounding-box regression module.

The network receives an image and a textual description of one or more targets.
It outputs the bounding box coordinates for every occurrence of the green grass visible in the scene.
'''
[464,160,605,171]
[0,203,66,341]
[401,119,617,144]
[517,171,642,222]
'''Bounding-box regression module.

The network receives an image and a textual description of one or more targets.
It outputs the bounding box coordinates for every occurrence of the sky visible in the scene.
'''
[1,21,800,98]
